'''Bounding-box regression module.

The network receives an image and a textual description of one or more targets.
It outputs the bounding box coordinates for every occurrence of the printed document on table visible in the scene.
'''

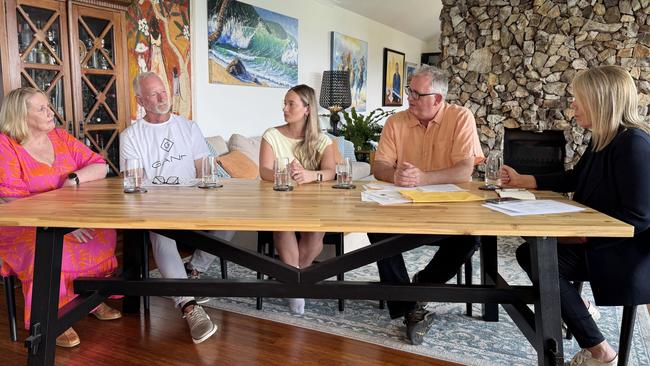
[364,183,465,192]
[361,190,411,205]
[496,189,536,200]
[483,199,585,216]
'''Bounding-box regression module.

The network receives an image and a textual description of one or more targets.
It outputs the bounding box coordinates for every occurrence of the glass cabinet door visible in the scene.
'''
[11,0,73,133]
[71,5,127,175]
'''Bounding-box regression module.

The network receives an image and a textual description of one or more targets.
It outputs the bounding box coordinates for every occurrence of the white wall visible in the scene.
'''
[424,36,440,53]
[191,0,427,138]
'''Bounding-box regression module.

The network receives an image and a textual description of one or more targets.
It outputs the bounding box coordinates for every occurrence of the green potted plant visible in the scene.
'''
[339,107,394,155]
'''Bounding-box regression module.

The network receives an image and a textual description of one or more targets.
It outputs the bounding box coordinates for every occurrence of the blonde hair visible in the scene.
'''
[289,84,322,170]
[0,87,44,144]
[572,65,650,151]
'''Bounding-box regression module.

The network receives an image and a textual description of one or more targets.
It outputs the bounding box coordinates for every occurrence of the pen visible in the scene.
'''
[498,188,527,192]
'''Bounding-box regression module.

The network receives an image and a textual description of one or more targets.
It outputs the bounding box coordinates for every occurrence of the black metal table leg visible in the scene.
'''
[480,235,499,321]
[123,229,146,314]
[4,275,18,341]
[618,305,637,366]
[526,236,563,366]
[26,227,66,366]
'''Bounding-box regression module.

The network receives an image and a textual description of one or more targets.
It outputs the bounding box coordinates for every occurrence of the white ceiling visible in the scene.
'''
[318,0,442,42]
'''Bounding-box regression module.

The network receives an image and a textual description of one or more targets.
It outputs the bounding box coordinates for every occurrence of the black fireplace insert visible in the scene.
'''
[503,129,566,175]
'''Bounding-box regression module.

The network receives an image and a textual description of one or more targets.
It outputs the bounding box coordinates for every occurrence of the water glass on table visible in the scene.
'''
[483,151,503,190]
[335,158,353,188]
[273,157,292,191]
[198,156,222,189]
[124,158,146,193]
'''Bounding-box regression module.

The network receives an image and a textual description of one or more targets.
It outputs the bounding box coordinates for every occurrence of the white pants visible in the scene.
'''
[187,230,236,272]
[149,230,236,308]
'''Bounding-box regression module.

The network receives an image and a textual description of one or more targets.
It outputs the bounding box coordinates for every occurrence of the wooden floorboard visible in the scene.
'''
[0,293,459,366]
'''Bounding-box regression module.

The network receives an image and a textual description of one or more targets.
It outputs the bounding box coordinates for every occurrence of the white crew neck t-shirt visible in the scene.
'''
[119,114,210,180]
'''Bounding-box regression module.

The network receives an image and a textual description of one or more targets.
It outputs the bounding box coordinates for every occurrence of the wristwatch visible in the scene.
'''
[68,172,80,186]
[316,172,323,182]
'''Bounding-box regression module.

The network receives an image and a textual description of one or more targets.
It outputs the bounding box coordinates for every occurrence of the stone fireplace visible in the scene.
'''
[439,0,650,169]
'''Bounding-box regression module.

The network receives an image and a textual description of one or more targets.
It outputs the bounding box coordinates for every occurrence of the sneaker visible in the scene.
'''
[187,268,210,305]
[184,305,218,344]
[90,303,122,320]
[56,327,80,348]
[565,349,618,366]
[404,305,435,345]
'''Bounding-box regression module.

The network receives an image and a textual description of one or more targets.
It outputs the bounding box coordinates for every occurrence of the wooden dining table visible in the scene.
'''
[0,177,633,366]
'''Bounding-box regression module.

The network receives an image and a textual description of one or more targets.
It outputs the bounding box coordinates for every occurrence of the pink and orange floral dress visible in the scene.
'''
[0,128,117,329]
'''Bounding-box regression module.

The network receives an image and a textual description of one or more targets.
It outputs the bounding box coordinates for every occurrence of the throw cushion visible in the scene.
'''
[325,133,357,162]
[205,136,229,157]
[228,134,262,164]
[217,150,258,179]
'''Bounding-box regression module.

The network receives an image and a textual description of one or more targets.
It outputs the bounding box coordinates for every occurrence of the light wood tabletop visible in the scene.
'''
[0,177,633,237]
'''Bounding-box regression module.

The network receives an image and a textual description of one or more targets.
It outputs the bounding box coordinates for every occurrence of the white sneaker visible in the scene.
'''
[565,349,618,366]
[184,305,218,344]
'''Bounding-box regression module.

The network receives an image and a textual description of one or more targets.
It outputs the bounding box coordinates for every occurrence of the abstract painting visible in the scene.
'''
[330,32,367,112]
[207,0,298,88]
[383,48,404,106]
[126,0,192,121]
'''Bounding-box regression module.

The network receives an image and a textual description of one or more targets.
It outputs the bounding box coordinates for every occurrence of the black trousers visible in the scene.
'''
[369,233,479,319]
[516,241,605,349]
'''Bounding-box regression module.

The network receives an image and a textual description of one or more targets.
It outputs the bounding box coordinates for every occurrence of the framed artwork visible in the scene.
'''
[330,32,368,112]
[126,0,192,120]
[382,48,405,106]
[207,0,298,88]
[421,52,441,67]
[405,62,418,88]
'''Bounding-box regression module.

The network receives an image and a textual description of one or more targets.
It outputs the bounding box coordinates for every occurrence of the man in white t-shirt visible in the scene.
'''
[120,72,233,344]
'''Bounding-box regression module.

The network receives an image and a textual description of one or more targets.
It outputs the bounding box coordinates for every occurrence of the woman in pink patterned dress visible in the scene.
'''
[0,87,121,348]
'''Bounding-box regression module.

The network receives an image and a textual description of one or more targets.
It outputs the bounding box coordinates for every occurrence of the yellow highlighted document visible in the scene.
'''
[399,190,485,203]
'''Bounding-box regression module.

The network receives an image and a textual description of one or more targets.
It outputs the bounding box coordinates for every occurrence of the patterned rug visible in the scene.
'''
[160,237,650,366]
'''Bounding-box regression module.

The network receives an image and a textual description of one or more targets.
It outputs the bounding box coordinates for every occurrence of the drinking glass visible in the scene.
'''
[336,157,353,187]
[273,157,291,191]
[198,156,221,188]
[124,158,145,193]
[484,151,503,189]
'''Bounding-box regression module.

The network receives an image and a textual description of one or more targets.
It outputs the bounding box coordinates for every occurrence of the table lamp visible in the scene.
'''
[319,70,351,135]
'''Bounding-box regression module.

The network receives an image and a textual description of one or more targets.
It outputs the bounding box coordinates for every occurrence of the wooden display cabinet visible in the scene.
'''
[0,0,131,175]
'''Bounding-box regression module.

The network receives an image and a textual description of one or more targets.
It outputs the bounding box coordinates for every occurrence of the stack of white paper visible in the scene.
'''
[363,183,465,192]
[483,199,585,216]
[496,188,536,200]
[361,190,411,205]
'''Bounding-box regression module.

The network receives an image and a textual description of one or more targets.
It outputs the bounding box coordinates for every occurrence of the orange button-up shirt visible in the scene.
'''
[374,102,484,171]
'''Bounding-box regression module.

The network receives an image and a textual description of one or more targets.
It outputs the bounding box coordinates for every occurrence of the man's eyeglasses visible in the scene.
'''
[152,176,180,185]
[405,86,437,100]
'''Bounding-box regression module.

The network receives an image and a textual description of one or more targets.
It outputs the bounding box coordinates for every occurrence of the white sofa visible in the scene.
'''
[205,133,372,179]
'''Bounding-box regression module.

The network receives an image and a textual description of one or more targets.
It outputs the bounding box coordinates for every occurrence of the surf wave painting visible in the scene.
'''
[207,0,298,88]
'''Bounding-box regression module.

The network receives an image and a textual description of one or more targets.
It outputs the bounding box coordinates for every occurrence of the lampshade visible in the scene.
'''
[319,71,351,111]
[319,71,352,135]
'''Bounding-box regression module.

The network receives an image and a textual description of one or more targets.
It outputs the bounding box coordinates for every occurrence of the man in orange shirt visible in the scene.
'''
[371,65,484,345]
